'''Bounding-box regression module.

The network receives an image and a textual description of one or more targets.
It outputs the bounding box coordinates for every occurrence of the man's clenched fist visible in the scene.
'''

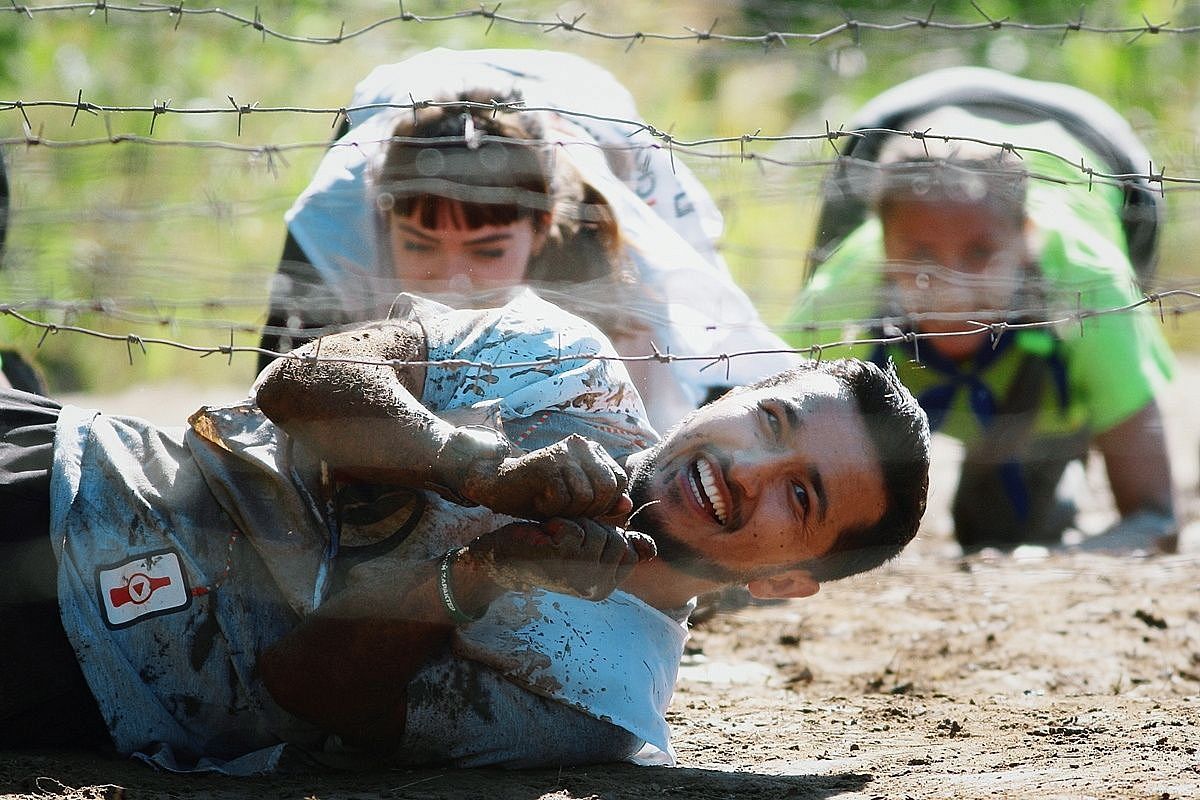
[462,434,632,522]
[464,518,656,601]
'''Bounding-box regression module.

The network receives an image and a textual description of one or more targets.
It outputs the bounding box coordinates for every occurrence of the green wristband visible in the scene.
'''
[438,547,485,625]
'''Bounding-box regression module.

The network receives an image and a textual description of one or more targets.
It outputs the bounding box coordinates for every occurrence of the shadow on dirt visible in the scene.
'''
[0,750,874,800]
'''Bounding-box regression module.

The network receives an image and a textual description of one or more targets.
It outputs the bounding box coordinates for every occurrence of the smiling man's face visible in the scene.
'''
[626,372,886,588]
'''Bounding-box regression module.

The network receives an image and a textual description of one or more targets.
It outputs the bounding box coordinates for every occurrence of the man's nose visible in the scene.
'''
[727,453,781,499]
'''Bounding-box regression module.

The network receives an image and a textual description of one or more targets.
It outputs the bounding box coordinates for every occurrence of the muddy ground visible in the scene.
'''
[3,359,1198,800]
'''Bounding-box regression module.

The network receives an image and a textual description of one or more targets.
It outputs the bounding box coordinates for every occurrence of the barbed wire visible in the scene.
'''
[0,104,1191,193]
[1,2,1195,49]
[7,269,1199,323]
[0,297,268,332]
[0,95,1158,157]
[3,288,1198,372]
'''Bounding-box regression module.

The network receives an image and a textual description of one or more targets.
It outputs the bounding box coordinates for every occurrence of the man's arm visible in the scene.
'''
[255,317,653,750]
[259,517,653,754]
[1089,400,1177,552]
[256,319,632,520]
[256,319,450,487]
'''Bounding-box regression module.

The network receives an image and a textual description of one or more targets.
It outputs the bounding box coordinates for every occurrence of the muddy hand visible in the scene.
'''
[464,434,632,521]
[466,519,656,600]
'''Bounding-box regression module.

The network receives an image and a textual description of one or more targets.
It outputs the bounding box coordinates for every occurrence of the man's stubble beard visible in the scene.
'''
[626,440,751,586]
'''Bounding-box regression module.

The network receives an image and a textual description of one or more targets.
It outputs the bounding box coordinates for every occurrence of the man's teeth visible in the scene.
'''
[690,459,727,525]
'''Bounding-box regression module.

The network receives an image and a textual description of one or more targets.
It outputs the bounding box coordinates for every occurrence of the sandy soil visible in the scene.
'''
[3,359,1198,800]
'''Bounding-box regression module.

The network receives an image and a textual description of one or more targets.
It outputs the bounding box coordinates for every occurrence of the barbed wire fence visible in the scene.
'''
[3,1,1200,380]
[1,0,1197,560]
[2,104,1198,194]
[3,287,1200,371]
[4,103,1199,355]
[2,2,1199,47]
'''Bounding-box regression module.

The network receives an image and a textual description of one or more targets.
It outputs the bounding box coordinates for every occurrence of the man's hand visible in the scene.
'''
[463,518,656,601]
[462,434,633,522]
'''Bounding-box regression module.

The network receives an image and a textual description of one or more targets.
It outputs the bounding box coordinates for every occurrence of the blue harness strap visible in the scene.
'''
[871,333,1069,522]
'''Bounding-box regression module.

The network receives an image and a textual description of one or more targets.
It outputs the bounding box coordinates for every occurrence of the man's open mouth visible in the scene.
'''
[688,457,728,526]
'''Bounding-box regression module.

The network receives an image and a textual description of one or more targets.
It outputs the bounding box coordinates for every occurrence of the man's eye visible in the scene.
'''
[403,240,433,253]
[759,403,781,436]
[792,483,810,514]
[472,248,506,260]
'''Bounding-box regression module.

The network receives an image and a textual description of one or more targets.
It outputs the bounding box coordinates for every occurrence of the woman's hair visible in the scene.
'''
[370,88,626,289]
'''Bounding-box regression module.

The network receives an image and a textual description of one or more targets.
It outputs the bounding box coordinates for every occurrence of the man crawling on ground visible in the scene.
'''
[0,290,929,771]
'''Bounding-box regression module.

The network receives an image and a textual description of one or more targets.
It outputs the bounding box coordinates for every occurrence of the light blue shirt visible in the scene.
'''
[50,292,686,773]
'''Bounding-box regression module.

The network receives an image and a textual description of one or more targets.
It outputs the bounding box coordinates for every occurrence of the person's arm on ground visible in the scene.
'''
[1088,400,1177,552]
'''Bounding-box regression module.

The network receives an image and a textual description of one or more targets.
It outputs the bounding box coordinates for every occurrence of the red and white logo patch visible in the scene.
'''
[97,550,192,628]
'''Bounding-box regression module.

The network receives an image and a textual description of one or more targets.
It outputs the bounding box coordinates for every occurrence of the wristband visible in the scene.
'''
[438,547,485,625]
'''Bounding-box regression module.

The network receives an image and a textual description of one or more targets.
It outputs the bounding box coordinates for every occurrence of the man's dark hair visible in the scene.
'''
[868,107,1029,226]
[749,358,931,583]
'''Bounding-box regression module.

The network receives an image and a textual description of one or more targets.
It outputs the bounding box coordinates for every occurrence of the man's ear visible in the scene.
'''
[746,570,819,600]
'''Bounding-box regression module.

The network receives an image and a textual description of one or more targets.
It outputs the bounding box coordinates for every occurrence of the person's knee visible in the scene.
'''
[954,493,1075,552]
[953,456,1077,552]
[0,351,47,396]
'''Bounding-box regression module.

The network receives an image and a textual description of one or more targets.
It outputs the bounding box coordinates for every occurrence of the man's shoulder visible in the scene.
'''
[417,290,618,364]
[497,291,616,348]
[391,290,608,345]
[418,291,647,425]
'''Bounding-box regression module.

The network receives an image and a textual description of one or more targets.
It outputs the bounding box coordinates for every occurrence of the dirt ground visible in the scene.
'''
[3,359,1198,800]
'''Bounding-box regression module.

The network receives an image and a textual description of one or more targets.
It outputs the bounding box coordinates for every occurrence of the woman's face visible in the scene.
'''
[881,197,1029,360]
[388,202,545,294]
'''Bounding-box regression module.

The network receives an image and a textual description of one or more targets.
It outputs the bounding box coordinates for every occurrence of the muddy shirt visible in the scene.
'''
[50,292,684,772]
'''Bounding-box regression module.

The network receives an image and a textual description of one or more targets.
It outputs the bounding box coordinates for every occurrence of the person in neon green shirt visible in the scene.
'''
[786,96,1175,555]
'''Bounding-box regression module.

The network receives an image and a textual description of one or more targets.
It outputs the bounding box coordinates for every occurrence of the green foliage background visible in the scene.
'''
[1,0,1197,394]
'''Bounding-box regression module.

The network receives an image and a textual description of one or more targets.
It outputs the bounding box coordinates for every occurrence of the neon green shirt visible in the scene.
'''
[785,146,1174,442]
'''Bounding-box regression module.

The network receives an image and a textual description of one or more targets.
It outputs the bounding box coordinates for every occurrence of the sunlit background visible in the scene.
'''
[2,0,1198,397]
